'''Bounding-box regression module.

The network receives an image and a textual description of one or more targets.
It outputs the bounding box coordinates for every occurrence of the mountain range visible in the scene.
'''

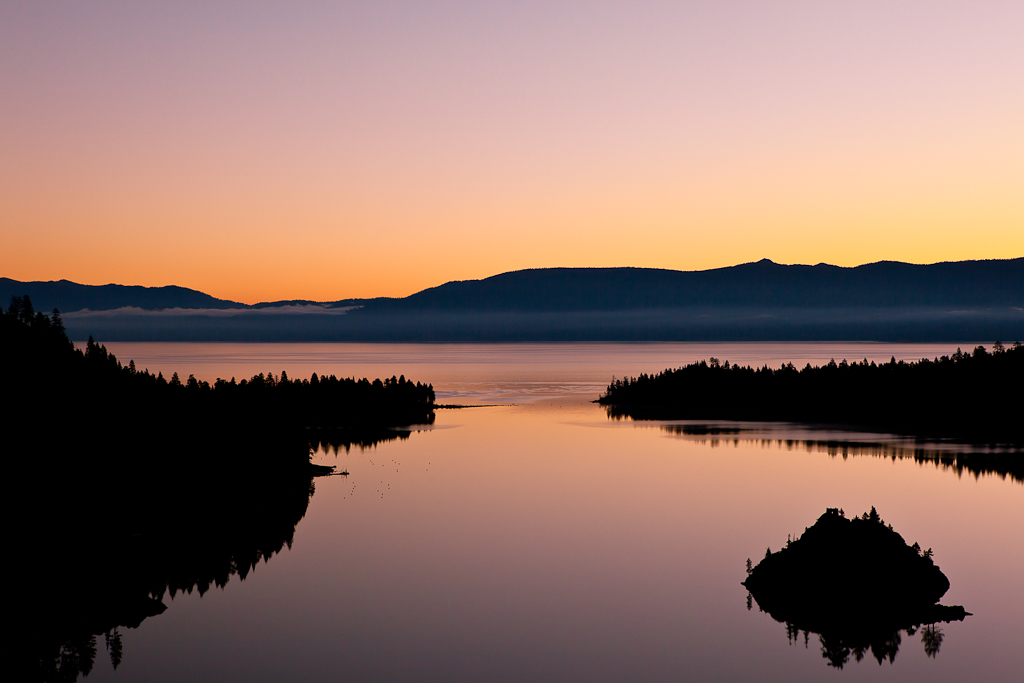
[4,258,1023,342]
[369,259,1024,311]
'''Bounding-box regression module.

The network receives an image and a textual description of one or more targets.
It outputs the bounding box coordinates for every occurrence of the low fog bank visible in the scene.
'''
[63,307,1024,343]
[63,304,357,318]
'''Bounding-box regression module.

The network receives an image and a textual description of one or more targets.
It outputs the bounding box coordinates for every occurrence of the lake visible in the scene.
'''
[84,342,1022,682]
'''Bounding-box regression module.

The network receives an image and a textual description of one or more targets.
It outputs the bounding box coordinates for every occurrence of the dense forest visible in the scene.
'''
[1,296,435,682]
[3,294,435,469]
[600,343,1024,442]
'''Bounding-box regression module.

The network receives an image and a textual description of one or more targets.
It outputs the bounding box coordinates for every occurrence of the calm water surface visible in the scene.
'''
[88,343,1022,682]
[94,341,985,404]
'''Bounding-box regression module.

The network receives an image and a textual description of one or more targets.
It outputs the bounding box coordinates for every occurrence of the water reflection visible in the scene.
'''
[775,616,965,670]
[309,414,434,455]
[743,508,970,669]
[16,470,317,682]
[658,423,1024,483]
[17,424,436,682]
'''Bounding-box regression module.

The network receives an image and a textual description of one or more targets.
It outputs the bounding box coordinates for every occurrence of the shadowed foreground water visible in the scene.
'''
[78,343,1022,682]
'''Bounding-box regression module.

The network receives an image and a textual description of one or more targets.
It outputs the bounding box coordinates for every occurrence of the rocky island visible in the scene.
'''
[743,507,969,668]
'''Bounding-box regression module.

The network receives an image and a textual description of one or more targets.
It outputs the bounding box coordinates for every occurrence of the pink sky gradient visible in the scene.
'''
[3,1,1022,303]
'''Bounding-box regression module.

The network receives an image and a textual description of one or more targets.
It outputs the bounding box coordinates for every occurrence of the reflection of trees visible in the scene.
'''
[14,463,318,682]
[1,297,437,681]
[801,439,1024,484]
[19,417,431,682]
[659,425,1024,484]
[744,508,969,669]
[781,614,958,669]
[309,415,434,455]
[921,624,944,658]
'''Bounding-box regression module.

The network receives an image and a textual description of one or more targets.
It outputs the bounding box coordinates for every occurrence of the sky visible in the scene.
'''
[2,1,1022,304]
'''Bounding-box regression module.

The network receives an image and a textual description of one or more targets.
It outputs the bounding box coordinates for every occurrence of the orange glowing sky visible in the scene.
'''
[2,2,1022,304]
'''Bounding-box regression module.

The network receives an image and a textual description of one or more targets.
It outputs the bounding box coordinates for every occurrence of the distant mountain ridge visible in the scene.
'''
[0,278,374,313]
[362,258,1024,312]
[4,258,1024,342]
[0,278,246,313]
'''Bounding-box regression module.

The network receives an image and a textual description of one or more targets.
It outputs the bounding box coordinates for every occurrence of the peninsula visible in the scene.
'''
[599,343,1024,443]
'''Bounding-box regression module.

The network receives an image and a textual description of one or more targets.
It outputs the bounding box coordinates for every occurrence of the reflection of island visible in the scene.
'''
[743,508,969,669]
[658,424,1024,484]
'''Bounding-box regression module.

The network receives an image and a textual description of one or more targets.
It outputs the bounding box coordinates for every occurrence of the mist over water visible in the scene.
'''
[75,342,1022,682]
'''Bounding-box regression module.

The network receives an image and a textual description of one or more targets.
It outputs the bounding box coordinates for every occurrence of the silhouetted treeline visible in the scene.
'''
[2,295,435,471]
[743,508,968,669]
[1,296,435,682]
[601,344,1024,442]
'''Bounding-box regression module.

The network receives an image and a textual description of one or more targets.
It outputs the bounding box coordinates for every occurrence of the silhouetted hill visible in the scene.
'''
[0,277,245,311]
[8,258,1022,315]
[361,258,1024,312]
[9,258,1024,340]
